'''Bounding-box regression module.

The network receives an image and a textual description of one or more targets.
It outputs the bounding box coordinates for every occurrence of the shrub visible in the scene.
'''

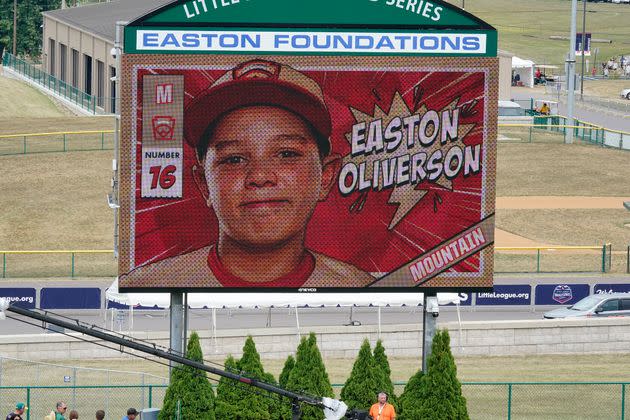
[214,337,277,419]
[398,369,425,419]
[340,339,382,412]
[416,330,469,420]
[373,340,398,412]
[285,333,333,419]
[159,332,215,420]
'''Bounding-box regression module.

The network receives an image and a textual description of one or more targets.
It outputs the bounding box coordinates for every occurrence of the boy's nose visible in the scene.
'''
[245,160,277,188]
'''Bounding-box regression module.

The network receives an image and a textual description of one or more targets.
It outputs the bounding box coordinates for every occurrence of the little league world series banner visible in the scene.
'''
[118,0,498,292]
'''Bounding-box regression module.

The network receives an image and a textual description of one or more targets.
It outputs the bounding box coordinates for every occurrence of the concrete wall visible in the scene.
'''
[2,318,630,361]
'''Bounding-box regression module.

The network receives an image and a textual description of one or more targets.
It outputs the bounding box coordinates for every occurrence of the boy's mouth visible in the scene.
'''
[240,199,289,209]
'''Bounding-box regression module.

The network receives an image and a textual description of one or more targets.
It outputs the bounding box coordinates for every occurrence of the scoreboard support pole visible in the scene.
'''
[169,292,186,376]
[422,293,439,372]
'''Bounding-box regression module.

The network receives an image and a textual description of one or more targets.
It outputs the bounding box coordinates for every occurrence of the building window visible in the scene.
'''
[83,54,92,95]
[49,39,56,77]
[71,49,79,88]
[97,60,104,107]
[59,43,67,83]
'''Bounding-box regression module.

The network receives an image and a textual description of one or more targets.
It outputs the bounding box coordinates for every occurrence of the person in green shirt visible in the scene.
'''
[55,402,67,420]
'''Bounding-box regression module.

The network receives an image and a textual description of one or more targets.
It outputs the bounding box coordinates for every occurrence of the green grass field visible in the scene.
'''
[0,77,67,118]
[468,0,630,66]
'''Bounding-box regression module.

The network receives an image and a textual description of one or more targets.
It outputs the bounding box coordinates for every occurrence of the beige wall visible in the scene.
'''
[42,15,115,112]
[2,318,630,361]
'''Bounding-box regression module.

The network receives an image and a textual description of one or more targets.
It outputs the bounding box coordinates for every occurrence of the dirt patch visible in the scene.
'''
[495,228,553,247]
[497,196,630,209]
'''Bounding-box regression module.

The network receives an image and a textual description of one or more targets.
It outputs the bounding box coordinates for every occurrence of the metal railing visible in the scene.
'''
[500,116,630,151]
[495,244,612,273]
[0,250,115,278]
[2,53,114,115]
[0,244,617,278]
[0,130,114,156]
[0,244,615,279]
[1,382,628,420]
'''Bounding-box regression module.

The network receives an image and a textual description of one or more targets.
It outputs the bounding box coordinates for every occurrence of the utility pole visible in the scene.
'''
[12,0,17,55]
[580,0,587,100]
[566,0,578,144]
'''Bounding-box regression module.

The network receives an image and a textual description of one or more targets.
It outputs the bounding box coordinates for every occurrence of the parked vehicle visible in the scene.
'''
[498,100,533,124]
[543,293,630,319]
[621,88,630,100]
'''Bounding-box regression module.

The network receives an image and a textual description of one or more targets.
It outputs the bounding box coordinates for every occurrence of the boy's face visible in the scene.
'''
[203,106,337,248]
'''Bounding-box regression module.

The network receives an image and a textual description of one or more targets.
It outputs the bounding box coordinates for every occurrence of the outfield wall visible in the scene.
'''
[2,317,630,361]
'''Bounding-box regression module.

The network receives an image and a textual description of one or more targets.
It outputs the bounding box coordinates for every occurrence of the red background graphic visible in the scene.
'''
[132,66,487,276]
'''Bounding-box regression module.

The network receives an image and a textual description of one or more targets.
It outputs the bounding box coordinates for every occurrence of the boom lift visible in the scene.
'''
[0,299,371,420]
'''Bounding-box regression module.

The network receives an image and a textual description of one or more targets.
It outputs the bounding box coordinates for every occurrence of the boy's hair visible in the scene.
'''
[95,410,105,420]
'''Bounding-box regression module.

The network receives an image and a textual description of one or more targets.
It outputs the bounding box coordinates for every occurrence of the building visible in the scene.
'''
[42,0,169,113]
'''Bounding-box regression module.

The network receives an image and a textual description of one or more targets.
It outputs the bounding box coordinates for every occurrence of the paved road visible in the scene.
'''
[512,89,630,132]
[2,273,629,335]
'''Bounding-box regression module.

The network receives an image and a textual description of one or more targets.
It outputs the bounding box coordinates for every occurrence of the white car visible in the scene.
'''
[621,88,630,100]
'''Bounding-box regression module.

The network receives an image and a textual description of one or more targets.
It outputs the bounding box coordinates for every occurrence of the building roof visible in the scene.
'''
[44,0,172,42]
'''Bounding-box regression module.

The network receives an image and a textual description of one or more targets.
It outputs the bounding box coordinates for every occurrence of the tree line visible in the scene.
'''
[0,0,61,58]
[160,330,469,419]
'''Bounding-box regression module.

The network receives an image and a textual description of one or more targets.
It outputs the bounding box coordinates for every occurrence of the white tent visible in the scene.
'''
[105,279,464,342]
[105,279,463,309]
[512,56,535,88]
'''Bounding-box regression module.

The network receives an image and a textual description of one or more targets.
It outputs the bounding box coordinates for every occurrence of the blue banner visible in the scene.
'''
[475,285,531,305]
[40,288,101,309]
[594,284,630,295]
[0,288,36,309]
[535,284,590,305]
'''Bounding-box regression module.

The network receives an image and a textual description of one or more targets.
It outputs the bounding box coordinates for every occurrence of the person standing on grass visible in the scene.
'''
[5,403,27,420]
[68,411,78,420]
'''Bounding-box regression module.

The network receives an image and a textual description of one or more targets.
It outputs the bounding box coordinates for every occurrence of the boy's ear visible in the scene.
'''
[319,153,341,201]
[192,161,210,206]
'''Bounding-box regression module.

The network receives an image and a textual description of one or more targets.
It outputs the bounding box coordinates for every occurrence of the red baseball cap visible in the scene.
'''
[184,59,332,157]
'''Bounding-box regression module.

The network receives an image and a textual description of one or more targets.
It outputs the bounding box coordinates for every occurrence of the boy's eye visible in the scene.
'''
[278,150,301,158]
[219,155,245,164]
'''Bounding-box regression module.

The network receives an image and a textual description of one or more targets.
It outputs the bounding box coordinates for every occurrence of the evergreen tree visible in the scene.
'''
[373,340,399,412]
[279,354,295,388]
[159,332,215,420]
[340,339,382,412]
[214,355,245,419]
[398,369,425,420]
[285,333,333,420]
[277,355,296,420]
[215,337,276,419]
[416,330,469,420]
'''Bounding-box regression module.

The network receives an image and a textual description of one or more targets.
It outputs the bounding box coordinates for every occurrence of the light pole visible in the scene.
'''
[566,0,578,144]
[12,0,17,55]
[580,0,587,100]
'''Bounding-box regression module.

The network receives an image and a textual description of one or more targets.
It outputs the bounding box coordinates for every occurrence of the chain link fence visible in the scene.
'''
[2,381,629,420]
[0,357,168,420]
[0,131,114,156]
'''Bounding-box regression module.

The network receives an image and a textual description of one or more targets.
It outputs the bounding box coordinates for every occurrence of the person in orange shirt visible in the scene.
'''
[369,392,396,420]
